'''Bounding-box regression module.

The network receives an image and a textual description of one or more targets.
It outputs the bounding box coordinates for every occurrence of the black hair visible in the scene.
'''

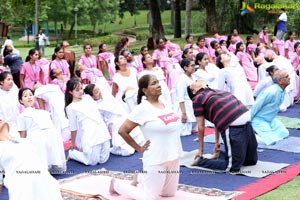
[180,58,194,72]
[65,78,82,108]
[83,84,96,97]
[195,52,207,65]
[137,74,153,104]
[182,48,191,59]
[0,71,12,83]
[246,35,253,49]
[210,40,218,49]
[114,55,121,70]
[18,88,34,102]
[49,68,57,80]
[187,86,195,100]
[25,48,38,62]
[185,34,192,41]
[266,65,276,76]
[52,46,64,61]
[216,55,225,69]
[98,43,105,54]
[235,42,243,54]
[294,42,300,51]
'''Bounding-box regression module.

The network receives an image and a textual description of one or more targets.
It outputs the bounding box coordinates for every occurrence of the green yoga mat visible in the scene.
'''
[276,116,300,129]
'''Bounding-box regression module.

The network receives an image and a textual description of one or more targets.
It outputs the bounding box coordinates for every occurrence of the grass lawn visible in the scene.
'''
[255,176,300,200]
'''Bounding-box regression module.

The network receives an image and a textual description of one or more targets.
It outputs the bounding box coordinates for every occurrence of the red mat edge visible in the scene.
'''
[234,163,300,200]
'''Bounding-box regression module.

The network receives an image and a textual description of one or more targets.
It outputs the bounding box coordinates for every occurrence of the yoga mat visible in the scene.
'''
[203,134,300,153]
[60,169,242,200]
[276,116,300,129]
[180,150,289,178]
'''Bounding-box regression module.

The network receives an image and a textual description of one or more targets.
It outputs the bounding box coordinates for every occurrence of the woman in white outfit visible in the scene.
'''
[0,72,20,139]
[138,53,172,106]
[65,78,111,165]
[216,53,254,108]
[34,83,70,142]
[112,55,139,113]
[0,120,63,200]
[110,74,183,200]
[84,84,144,156]
[17,88,66,172]
[173,58,198,136]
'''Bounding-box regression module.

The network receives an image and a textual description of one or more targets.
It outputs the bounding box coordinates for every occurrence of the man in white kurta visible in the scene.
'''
[251,70,290,145]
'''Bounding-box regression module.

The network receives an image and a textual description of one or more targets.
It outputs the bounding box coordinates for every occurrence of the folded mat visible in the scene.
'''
[276,116,300,129]
[180,150,289,178]
[60,169,242,200]
[202,134,300,153]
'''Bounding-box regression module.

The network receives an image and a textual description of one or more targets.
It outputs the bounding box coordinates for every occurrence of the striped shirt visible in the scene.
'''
[193,88,248,132]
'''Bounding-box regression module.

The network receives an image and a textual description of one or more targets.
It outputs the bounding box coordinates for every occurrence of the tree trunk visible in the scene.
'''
[174,0,181,38]
[68,22,74,40]
[170,1,174,29]
[185,0,193,36]
[149,0,165,47]
[205,0,218,34]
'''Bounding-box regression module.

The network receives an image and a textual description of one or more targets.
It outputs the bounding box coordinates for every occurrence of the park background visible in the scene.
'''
[0,0,299,199]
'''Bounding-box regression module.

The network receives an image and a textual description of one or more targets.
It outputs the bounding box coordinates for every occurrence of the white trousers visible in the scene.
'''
[68,140,110,165]
[114,159,180,200]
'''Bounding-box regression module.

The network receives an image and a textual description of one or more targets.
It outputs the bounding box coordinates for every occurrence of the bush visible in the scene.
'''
[83,34,120,46]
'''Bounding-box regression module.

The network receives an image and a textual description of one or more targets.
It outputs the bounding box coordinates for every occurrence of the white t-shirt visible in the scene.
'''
[128,100,183,166]
[279,12,287,22]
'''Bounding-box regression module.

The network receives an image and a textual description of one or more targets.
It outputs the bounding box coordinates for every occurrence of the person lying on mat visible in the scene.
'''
[111,74,183,200]
[187,80,258,173]
[251,70,290,145]
[0,119,63,200]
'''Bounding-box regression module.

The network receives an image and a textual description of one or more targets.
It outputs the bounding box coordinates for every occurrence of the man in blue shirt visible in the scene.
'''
[251,70,290,145]
[276,8,287,40]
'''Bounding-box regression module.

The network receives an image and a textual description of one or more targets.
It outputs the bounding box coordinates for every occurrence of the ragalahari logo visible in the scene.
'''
[240,1,255,16]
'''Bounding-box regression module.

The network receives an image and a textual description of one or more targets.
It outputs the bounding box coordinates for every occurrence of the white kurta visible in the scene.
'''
[0,85,21,138]
[113,67,138,113]
[66,95,111,165]
[193,63,220,89]
[218,66,254,107]
[17,107,66,171]
[0,139,62,200]
[173,74,197,136]
[96,91,144,156]
[34,84,71,142]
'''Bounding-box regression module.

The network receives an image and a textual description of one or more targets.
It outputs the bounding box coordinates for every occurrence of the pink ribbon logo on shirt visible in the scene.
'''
[158,113,179,125]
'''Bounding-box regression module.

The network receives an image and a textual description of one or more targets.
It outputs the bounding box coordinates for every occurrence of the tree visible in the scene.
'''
[204,0,218,33]
[173,0,181,38]
[149,0,165,45]
[185,0,193,36]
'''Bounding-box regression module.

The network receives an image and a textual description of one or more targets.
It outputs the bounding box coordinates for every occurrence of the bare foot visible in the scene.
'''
[109,178,120,196]
[131,173,138,186]
[191,157,200,166]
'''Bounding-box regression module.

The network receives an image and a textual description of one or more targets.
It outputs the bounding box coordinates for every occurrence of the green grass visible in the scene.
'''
[255,176,300,200]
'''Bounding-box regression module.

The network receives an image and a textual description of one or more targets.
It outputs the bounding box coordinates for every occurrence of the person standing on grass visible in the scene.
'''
[276,8,287,40]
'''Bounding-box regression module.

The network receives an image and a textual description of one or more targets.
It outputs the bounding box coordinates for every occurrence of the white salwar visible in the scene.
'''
[16,107,66,171]
[0,139,63,200]
[66,95,111,165]
[173,74,197,136]
[34,84,71,142]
